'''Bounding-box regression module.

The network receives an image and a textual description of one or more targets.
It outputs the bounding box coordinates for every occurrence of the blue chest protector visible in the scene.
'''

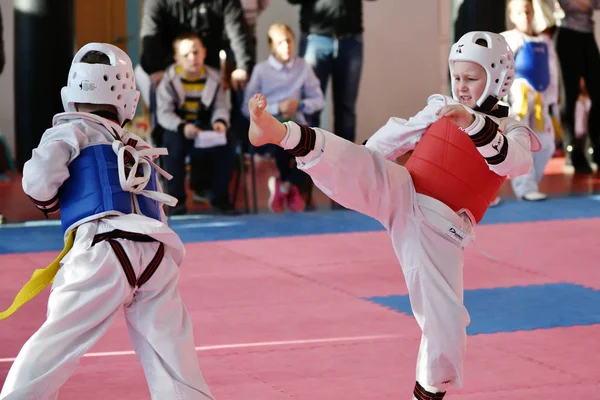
[514,41,550,92]
[58,144,161,234]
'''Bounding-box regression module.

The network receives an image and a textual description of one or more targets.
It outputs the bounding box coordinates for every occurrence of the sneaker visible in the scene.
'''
[211,199,240,216]
[489,196,502,207]
[565,149,593,174]
[192,190,211,204]
[522,191,547,201]
[287,185,305,212]
[167,203,188,216]
[267,176,286,213]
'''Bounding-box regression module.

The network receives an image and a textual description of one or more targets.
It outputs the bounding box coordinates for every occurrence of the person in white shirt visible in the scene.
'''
[502,0,560,201]
[243,23,324,213]
[575,77,593,158]
[554,0,600,172]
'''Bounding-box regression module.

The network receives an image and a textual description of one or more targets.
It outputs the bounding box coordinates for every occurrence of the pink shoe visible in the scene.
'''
[267,176,285,213]
[287,185,305,212]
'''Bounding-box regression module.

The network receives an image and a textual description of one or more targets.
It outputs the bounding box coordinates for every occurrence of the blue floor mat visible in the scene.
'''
[1,195,599,254]
[366,283,600,335]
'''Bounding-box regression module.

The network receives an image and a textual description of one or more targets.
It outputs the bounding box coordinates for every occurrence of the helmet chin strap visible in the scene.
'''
[474,95,499,113]
[90,110,120,125]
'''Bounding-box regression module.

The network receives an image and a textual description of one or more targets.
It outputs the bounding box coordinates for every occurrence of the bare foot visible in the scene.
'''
[248,93,287,147]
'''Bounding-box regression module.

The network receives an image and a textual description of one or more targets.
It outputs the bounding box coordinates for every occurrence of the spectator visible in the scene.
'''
[0,4,4,75]
[574,77,593,154]
[554,0,600,173]
[156,33,237,215]
[139,0,254,92]
[243,23,324,212]
[502,0,559,201]
[287,0,377,144]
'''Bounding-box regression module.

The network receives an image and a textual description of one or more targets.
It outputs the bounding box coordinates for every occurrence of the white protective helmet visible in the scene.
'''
[61,43,140,125]
[448,31,515,111]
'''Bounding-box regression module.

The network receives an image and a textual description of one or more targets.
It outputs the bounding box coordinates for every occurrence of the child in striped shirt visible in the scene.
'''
[156,32,236,215]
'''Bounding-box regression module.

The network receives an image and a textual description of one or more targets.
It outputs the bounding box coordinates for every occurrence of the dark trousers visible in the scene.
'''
[162,129,235,204]
[555,27,600,166]
[262,144,307,188]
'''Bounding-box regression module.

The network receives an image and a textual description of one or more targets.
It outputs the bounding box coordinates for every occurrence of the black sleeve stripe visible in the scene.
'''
[288,124,316,157]
[485,136,509,165]
[28,195,60,219]
[469,117,498,147]
[28,193,59,208]
[41,202,60,214]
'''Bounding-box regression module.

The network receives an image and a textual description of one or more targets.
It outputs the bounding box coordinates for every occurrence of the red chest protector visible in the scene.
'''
[404,118,505,223]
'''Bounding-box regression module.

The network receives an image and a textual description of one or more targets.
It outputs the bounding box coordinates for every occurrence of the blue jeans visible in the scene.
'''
[299,33,364,143]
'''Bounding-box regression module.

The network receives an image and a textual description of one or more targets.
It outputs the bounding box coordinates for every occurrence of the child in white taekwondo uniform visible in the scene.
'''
[502,0,560,201]
[246,31,540,400]
[0,44,215,400]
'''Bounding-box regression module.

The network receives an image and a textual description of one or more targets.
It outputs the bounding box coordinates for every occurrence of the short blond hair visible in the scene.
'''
[507,0,533,14]
[267,23,295,46]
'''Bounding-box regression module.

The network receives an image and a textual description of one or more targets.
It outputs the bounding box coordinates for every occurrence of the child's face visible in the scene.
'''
[452,61,487,109]
[509,0,534,33]
[269,27,295,64]
[174,38,206,76]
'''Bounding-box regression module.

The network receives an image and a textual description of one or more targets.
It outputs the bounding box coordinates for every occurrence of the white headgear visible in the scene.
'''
[448,31,515,111]
[61,43,140,125]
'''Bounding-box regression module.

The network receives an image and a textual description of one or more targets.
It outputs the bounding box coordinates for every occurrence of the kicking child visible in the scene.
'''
[246,31,540,399]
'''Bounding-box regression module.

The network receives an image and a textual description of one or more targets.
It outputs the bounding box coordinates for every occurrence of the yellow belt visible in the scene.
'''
[518,83,544,132]
[0,229,75,320]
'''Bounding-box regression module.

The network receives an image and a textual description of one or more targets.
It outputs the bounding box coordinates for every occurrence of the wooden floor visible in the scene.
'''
[1,155,599,223]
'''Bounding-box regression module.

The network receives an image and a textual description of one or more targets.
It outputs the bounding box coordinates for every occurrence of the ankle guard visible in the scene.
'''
[287,124,316,157]
[413,381,446,400]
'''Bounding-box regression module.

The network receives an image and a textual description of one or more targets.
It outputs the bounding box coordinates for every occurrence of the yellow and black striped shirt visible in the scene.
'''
[175,65,206,122]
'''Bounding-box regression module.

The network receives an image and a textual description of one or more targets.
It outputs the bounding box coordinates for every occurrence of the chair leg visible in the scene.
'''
[230,160,240,208]
[306,184,314,210]
[240,152,250,214]
[250,155,258,214]
[228,145,250,214]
